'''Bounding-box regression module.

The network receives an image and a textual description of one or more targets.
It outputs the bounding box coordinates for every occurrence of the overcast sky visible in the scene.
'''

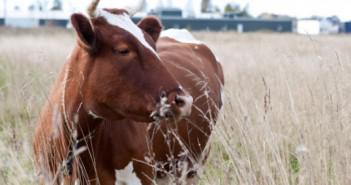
[0,0,350,21]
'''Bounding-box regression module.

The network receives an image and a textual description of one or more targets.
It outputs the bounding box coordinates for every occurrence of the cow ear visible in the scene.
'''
[137,16,162,42]
[70,13,97,52]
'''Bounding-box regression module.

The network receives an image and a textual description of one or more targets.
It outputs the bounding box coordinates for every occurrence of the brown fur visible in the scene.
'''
[33,11,223,185]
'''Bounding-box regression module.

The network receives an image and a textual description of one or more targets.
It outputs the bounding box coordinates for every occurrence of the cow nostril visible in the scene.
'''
[175,96,186,107]
[160,91,167,98]
[165,111,174,118]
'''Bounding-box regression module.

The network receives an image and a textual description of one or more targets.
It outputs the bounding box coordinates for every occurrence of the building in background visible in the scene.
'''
[201,0,210,13]
[1,0,334,34]
[297,19,320,35]
[0,0,70,27]
[344,21,351,33]
[184,0,195,18]
[149,7,182,18]
[319,16,341,34]
[296,16,342,35]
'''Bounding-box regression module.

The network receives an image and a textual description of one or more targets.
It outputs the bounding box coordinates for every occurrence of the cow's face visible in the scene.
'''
[70,10,193,122]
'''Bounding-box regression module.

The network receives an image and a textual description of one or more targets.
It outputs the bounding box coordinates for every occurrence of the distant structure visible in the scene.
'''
[140,0,147,12]
[197,0,221,19]
[345,21,351,33]
[201,0,210,13]
[296,16,342,35]
[320,19,339,34]
[185,0,195,18]
[223,2,251,19]
[318,16,341,34]
[49,0,63,11]
[297,19,320,35]
[149,7,182,18]
[152,0,182,18]
[3,0,339,34]
[258,13,293,20]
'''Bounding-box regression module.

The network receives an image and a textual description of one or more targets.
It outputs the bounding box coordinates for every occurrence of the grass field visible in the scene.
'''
[0,28,351,185]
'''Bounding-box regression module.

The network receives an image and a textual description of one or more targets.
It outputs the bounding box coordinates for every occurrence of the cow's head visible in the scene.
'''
[70,0,192,122]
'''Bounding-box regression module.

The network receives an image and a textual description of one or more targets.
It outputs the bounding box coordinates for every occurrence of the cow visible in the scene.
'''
[33,0,224,185]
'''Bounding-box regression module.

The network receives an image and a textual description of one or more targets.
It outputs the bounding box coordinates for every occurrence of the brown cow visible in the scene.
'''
[33,1,224,185]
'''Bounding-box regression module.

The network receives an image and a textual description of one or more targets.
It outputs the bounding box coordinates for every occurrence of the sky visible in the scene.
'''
[0,0,350,21]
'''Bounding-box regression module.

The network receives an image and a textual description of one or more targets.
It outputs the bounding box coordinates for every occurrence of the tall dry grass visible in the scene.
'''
[0,28,74,184]
[0,28,351,185]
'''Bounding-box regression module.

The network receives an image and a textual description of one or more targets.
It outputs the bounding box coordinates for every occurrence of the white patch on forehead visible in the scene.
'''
[161,28,202,44]
[115,162,142,185]
[97,10,159,58]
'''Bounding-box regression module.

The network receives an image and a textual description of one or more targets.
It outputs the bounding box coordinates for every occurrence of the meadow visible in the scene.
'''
[0,28,351,185]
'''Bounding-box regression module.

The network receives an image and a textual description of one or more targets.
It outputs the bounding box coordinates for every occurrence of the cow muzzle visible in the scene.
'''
[150,88,193,121]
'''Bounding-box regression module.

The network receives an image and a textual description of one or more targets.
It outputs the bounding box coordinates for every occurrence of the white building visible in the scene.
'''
[297,19,320,35]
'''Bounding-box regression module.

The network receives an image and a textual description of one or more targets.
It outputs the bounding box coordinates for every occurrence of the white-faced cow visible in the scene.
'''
[33,0,224,184]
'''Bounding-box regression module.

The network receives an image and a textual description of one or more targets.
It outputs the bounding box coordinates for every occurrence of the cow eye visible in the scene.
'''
[116,48,130,55]
[112,48,130,56]
[118,48,130,55]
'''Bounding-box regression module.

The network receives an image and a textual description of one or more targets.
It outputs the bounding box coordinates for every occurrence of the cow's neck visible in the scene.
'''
[61,47,102,138]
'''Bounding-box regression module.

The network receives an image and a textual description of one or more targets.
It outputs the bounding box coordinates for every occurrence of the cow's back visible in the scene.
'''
[151,30,224,171]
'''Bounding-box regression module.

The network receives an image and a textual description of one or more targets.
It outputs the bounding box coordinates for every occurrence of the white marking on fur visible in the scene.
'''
[97,10,159,58]
[178,95,193,117]
[161,28,221,63]
[161,28,202,44]
[115,162,142,185]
